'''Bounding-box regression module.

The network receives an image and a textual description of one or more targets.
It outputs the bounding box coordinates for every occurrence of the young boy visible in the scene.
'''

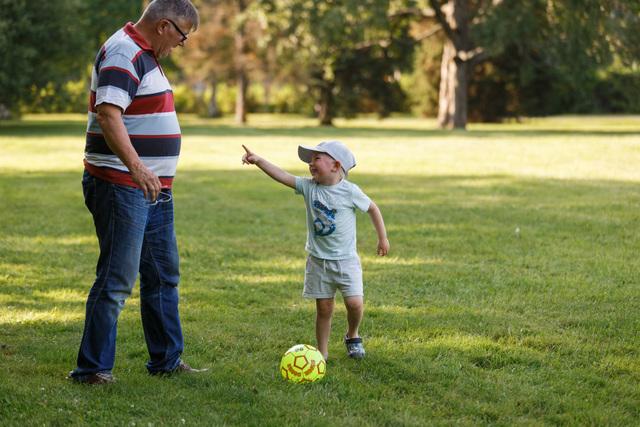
[242,141,389,360]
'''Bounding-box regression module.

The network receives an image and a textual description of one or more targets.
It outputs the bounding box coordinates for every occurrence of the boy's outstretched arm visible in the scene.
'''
[242,145,296,189]
[368,201,390,256]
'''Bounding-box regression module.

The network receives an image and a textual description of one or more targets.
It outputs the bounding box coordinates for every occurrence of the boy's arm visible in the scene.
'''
[367,201,390,256]
[242,145,296,189]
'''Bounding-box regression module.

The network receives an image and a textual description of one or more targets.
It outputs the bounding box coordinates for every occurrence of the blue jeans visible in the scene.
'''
[71,171,183,377]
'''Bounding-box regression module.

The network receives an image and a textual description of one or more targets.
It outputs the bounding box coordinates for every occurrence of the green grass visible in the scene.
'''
[1,114,639,426]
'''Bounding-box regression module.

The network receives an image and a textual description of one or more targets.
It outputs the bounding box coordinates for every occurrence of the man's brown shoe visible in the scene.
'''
[68,372,115,385]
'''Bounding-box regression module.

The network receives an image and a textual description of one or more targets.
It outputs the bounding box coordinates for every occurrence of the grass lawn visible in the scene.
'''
[1,114,639,425]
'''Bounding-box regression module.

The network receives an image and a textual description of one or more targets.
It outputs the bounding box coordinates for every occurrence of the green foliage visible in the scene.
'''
[403,36,442,117]
[408,0,640,121]
[0,0,90,114]
[333,45,410,117]
[174,82,288,116]
[1,115,640,424]
[83,0,143,48]
[20,79,86,114]
[211,82,261,115]
[215,83,238,115]
[594,70,640,113]
[469,0,640,118]
[259,0,415,121]
[173,84,207,115]
[0,0,143,115]
[270,84,316,114]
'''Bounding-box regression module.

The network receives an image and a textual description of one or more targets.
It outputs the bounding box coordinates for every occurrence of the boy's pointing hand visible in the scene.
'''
[242,145,260,165]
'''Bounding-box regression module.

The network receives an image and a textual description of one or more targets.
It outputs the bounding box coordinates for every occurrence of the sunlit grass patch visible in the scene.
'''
[0,307,84,325]
[599,355,640,379]
[31,289,86,304]
[2,234,94,250]
[361,255,446,266]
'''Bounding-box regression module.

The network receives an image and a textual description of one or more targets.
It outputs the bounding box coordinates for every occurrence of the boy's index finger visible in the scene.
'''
[242,144,251,154]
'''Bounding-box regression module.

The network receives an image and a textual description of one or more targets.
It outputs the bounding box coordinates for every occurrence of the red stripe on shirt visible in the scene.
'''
[124,91,175,115]
[132,49,145,64]
[84,160,174,189]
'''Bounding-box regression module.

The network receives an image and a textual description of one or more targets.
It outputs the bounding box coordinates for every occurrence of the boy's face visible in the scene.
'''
[309,152,340,181]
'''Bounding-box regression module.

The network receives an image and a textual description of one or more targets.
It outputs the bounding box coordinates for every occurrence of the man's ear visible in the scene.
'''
[156,19,168,36]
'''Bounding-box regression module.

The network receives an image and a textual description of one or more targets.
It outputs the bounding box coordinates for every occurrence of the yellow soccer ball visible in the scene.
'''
[280,344,326,383]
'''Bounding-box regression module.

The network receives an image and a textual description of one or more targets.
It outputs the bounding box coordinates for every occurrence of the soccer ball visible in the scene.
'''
[280,344,326,383]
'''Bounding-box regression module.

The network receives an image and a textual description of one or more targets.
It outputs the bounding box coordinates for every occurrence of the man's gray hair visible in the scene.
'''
[142,0,200,30]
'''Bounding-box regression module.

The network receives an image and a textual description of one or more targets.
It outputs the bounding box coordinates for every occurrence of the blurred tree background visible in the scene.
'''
[0,0,638,128]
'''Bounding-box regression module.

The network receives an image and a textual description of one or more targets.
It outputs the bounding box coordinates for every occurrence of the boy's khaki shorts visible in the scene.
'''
[303,255,363,299]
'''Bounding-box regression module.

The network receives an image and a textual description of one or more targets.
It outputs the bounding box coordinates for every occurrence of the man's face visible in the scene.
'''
[156,18,191,58]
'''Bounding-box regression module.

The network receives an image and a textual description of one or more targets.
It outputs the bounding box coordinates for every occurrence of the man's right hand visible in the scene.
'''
[130,162,162,202]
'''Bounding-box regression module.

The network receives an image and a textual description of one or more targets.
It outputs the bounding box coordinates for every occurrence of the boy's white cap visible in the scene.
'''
[298,140,356,176]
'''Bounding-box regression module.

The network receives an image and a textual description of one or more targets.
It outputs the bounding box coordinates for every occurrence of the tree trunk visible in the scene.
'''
[0,104,11,120]
[263,44,276,112]
[208,77,220,118]
[317,82,334,126]
[437,41,468,129]
[436,0,470,130]
[263,77,272,111]
[235,71,248,124]
[234,0,248,124]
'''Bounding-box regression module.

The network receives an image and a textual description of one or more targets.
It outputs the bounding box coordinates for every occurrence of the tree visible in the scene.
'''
[259,0,414,126]
[233,0,253,124]
[181,0,264,123]
[408,0,640,128]
[0,0,92,117]
[0,0,144,118]
[403,0,499,129]
[85,0,144,50]
[179,0,236,117]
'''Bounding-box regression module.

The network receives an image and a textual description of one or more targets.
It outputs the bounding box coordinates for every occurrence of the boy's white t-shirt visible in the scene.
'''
[295,177,371,260]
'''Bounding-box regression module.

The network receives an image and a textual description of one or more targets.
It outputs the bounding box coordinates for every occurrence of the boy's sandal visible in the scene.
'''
[344,335,366,359]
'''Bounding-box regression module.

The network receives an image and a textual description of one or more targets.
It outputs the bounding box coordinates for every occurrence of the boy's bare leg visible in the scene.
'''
[344,296,364,339]
[315,298,335,360]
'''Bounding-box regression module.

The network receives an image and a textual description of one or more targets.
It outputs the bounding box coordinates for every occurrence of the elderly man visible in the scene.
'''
[69,0,203,385]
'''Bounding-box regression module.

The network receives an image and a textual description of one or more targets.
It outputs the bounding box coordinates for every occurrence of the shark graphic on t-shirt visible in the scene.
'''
[312,199,336,236]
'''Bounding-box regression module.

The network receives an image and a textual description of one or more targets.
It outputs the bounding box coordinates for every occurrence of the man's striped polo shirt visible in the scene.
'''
[84,22,180,189]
